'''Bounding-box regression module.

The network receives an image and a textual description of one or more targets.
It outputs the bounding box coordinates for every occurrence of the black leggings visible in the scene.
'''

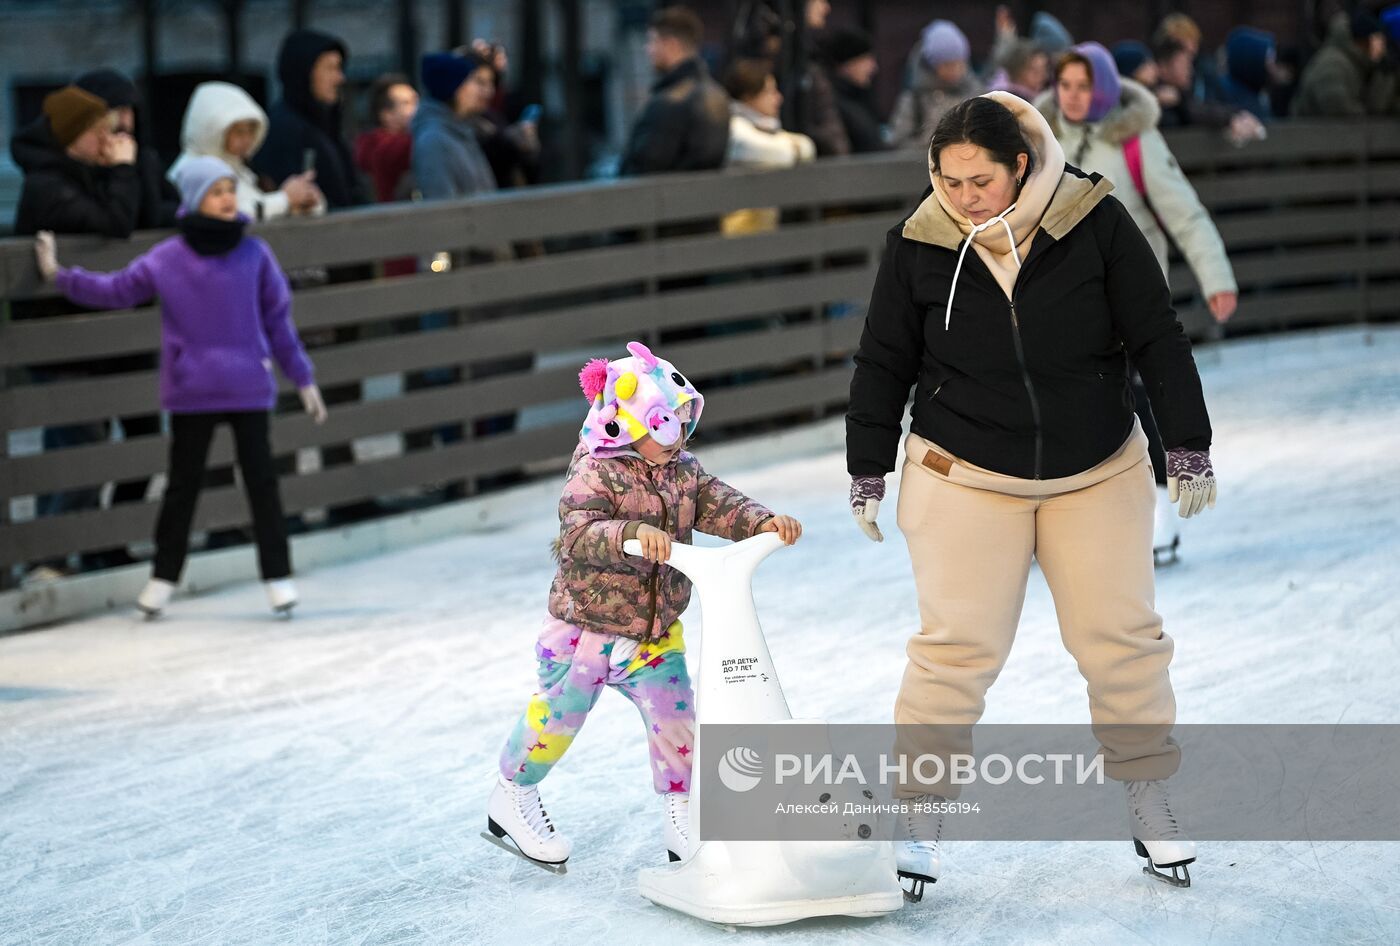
[1131,375,1168,487]
[153,411,291,582]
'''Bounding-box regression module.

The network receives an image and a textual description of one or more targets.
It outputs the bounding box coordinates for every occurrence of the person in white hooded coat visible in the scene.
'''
[1036,43,1237,564]
[168,81,323,222]
[1036,45,1237,314]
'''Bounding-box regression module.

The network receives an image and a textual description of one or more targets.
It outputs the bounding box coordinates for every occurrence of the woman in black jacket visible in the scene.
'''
[846,93,1216,899]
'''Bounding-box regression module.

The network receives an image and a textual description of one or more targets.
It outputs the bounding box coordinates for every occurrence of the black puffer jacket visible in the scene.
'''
[74,68,179,229]
[619,57,730,176]
[10,117,142,237]
[830,74,889,154]
[249,29,364,208]
[848,165,1211,480]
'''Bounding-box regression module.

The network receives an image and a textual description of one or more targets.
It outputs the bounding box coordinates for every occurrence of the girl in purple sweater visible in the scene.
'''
[34,155,328,617]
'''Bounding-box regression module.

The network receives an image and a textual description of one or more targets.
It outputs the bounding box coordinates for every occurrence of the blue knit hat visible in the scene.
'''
[920,20,970,67]
[421,50,486,104]
[1112,40,1152,78]
[173,154,237,216]
[1383,5,1400,45]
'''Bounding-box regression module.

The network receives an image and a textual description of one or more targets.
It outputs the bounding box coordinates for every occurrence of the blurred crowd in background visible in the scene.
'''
[10,1,1400,240]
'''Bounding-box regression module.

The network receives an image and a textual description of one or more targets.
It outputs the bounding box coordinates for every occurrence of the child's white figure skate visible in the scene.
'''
[264,578,298,616]
[136,578,175,617]
[626,532,904,926]
[484,774,571,874]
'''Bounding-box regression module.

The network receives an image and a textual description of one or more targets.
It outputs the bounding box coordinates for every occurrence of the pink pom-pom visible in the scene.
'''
[579,358,609,401]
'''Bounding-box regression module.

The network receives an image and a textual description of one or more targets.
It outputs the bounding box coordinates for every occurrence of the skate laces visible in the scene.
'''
[903,794,945,853]
[663,792,689,838]
[1127,779,1183,840]
[511,782,557,838]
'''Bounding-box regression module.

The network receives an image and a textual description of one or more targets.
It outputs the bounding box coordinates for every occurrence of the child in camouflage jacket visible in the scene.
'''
[486,341,801,870]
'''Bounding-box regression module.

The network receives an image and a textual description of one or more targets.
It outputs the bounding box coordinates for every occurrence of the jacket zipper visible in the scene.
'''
[643,469,669,639]
[1007,296,1044,479]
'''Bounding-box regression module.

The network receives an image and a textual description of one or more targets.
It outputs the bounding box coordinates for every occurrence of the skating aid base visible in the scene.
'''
[1135,838,1192,887]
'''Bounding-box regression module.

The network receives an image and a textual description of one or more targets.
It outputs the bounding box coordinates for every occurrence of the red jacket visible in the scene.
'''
[353,128,413,202]
[353,129,415,277]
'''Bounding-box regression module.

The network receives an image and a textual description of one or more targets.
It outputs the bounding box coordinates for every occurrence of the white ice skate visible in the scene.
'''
[628,533,903,926]
[136,578,175,617]
[1152,485,1180,567]
[483,774,571,874]
[662,792,690,863]
[1126,778,1196,887]
[896,794,945,903]
[264,578,298,615]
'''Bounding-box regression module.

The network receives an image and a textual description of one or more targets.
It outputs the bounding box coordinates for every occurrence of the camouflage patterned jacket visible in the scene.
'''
[548,441,774,641]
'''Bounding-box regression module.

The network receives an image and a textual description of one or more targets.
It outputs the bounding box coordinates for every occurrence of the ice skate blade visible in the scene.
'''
[137,607,161,620]
[898,871,936,903]
[1153,546,1180,567]
[480,830,568,875]
[1134,838,1193,887]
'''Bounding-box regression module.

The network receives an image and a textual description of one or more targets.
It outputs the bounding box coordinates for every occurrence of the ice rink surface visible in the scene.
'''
[3,326,1399,945]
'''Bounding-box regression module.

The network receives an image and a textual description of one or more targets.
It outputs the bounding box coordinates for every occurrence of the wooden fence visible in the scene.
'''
[1,119,1397,586]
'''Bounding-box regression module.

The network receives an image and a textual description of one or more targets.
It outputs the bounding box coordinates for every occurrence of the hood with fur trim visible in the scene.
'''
[1034,76,1161,147]
[578,341,704,458]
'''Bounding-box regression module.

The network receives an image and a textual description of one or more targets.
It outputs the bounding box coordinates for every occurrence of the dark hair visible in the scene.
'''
[998,39,1046,82]
[369,72,413,121]
[1151,36,1189,64]
[651,6,704,49]
[723,58,773,101]
[928,97,1035,182]
[1053,49,1093,84]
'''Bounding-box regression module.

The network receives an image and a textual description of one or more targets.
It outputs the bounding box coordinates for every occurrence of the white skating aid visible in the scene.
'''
[626,533,904,926]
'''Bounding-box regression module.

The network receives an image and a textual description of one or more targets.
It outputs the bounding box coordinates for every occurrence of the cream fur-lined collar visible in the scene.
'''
[1034,77,1162,148]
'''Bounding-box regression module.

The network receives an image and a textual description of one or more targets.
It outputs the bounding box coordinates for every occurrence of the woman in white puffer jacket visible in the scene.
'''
[720,58,816,236]
[1036,42,1237,565]
[1036,44,1237,318]
[168,81,323,222]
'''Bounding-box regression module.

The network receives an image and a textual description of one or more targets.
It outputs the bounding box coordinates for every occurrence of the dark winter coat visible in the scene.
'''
[847,165,1211,480]
[830,74,889,153]
[619,57,730,176]
[797,62,851,157]
[1291,17,1398,118]
[10,117,142,237]
[248,29,365,208]
[74,68,179,229]
[1153,82,1239,130]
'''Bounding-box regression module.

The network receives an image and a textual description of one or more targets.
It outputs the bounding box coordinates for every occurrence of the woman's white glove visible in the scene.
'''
[1166,448,1217,518]
[34,230,58,282]
[299,384,328,424]
[850,475,885,543]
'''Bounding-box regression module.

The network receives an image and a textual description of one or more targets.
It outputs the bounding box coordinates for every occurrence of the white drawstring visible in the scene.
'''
[945,201,1021,331]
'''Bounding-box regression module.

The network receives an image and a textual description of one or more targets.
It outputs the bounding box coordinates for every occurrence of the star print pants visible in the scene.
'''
[498,617,695,794]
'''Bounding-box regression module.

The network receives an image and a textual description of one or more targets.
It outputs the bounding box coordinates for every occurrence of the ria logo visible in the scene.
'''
[717,746,764,793]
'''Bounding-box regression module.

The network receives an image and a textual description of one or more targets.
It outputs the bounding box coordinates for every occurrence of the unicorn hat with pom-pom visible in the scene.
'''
[578,341,703,457]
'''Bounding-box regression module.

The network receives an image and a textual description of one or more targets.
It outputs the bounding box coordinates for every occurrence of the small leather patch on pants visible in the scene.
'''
[921,449,953,476]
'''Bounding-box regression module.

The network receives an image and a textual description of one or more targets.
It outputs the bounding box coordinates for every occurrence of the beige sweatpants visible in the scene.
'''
[892,423,1179,798]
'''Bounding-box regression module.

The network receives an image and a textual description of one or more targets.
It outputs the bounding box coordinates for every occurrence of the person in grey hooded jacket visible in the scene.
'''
[411,50,498,201]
